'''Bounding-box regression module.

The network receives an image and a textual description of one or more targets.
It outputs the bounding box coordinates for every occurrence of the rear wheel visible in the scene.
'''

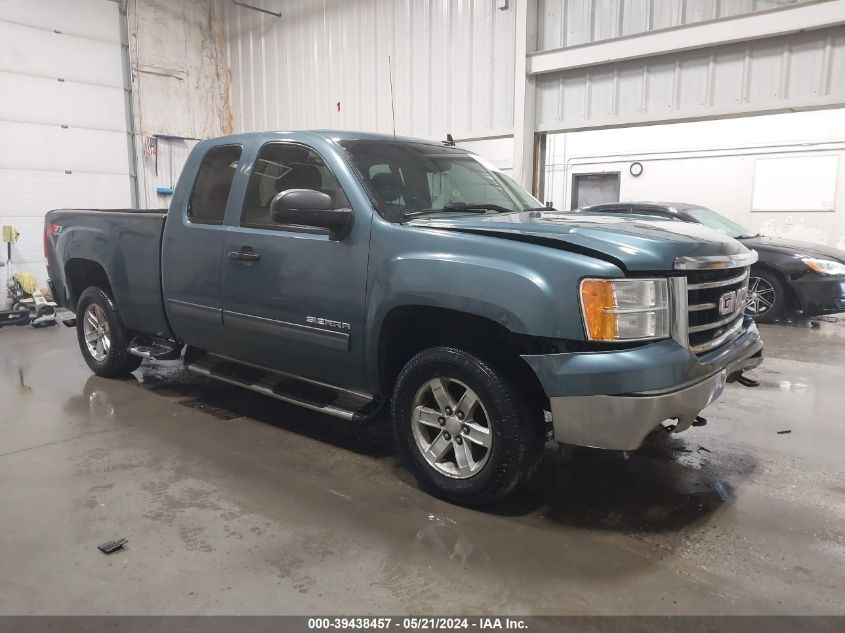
[76,286,141,377]
[391,347,544,506]
[746,269,784,323]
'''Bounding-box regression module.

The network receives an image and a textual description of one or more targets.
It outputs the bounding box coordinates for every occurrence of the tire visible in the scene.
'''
[746,269,785,323]
[75,286,142,377]
[391,346,545,506]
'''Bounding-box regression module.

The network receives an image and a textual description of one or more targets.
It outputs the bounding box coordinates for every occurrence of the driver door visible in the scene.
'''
[219,141,369,389]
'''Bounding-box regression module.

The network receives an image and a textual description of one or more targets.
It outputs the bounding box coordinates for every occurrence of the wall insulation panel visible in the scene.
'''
[224,0,516,141]
[536,0,815,51]
[535,24,845,131]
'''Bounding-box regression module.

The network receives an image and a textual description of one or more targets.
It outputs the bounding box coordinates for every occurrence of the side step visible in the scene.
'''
[128,337,182,360]
[185,353,379,421]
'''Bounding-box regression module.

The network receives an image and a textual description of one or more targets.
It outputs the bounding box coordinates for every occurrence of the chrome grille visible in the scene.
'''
[684,266,750,354]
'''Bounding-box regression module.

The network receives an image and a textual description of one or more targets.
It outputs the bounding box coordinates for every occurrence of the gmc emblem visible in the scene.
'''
[719,287,748,315]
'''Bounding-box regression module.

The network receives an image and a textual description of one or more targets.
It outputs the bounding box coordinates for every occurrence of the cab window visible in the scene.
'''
[241,143,347,228]
[187,145,242,224]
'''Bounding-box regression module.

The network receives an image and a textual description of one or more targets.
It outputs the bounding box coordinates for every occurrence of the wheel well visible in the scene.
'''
[65,259,112,309]
[751,264,800,310]
[377,306,549,412]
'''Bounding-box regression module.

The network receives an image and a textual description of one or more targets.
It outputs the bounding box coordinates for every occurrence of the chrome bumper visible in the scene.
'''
[548,349,763,451]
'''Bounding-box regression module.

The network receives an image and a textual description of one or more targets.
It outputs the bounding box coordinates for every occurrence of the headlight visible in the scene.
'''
[803,258,845,276]
[580,278,670,341]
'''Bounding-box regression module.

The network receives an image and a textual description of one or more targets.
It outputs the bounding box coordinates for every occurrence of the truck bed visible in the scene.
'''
[45,208,173,338]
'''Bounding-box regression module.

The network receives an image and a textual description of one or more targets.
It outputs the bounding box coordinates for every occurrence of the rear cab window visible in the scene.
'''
[187,145,242,224]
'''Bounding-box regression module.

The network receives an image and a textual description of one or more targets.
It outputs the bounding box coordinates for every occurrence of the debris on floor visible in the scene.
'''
[97,538,128,554]
[179,397,242,420]
[777,429,792,435]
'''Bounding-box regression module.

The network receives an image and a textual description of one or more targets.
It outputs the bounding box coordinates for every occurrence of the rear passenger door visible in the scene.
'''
[162,143,246,350]
[219,141,370,389]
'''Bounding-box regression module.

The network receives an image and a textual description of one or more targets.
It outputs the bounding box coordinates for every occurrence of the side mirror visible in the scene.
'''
[270,189,353,241]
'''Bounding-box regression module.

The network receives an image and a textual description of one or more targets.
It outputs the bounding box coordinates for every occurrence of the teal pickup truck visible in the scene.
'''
[45,131,763,504]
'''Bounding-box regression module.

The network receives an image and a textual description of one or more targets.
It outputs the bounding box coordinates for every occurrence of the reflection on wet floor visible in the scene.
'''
[2,318,844,614]
[84,357,754,537]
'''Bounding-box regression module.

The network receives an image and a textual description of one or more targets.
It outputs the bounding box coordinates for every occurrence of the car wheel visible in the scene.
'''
[76,286,142,377]
[746,269,784,323]
[391,346,544,506]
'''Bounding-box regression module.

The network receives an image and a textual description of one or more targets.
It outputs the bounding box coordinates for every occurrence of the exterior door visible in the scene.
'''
[219,141,369,389]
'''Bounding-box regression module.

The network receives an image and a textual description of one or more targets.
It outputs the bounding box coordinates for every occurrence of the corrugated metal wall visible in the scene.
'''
[224,0,515,140]
[536,0,813,50]
[535,24,845,131]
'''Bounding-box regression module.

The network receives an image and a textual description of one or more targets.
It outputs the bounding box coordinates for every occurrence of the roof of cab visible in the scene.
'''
[206,129,453,147]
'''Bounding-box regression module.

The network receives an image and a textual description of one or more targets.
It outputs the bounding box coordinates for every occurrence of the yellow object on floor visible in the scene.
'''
[2,225,20,243]
[13,272,38,295]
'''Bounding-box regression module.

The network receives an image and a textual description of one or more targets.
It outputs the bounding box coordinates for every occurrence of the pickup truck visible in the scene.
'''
[45,130,763,505]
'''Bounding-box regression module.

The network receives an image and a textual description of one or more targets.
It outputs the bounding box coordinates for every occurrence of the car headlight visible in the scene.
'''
[802,258,845,276]
[580,278,670,341]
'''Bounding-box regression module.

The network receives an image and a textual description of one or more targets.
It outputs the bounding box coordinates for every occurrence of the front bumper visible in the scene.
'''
[522,319,763,451]
[792,274,845,316]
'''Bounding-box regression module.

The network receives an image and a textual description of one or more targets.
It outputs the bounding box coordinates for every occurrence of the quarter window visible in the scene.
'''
[187,145,242,224]
[242,143,346,228]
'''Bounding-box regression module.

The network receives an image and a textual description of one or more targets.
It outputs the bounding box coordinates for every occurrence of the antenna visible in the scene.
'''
[388,55,396,140]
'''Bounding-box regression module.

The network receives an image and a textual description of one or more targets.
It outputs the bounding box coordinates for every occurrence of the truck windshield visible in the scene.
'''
[686,207,759,239]
[338,139,543,222]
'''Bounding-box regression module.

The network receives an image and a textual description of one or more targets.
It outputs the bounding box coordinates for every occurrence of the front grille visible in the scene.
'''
[684,266,750,354]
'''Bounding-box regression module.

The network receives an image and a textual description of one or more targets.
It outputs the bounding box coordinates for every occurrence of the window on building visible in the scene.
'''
[571,172,620,209]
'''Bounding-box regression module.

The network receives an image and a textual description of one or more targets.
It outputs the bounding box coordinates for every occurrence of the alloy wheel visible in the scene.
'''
[82,304,111,362]
[746,276,776,316]
[411,377,492,479]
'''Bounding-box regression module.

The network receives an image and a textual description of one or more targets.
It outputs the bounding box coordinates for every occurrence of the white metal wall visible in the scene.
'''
[535,23,845,131]
[0,0,132,293]
[224,0,516,141]
[541,108,845,248]
[536,0,813,50]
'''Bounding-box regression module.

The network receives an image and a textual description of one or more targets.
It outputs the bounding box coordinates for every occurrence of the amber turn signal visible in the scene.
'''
[580,279,618,341]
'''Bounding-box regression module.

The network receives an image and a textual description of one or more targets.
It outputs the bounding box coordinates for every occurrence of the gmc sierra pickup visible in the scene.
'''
[45,130,763,504]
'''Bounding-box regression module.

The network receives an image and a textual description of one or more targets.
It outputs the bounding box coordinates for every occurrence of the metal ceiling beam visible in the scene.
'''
[528,0,845,76]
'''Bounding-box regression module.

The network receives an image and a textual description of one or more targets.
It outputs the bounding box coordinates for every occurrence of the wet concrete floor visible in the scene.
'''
[0,319,843,615]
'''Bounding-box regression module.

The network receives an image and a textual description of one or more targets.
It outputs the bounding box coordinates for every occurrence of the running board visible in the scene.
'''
[128,337,182,360]
[185,354,379,421]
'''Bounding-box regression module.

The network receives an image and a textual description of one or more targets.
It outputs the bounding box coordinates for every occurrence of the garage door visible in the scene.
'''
[0,0,133,293]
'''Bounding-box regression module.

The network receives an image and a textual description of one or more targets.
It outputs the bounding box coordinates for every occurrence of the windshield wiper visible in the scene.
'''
[735,233,762,239]
[402,202,515,219]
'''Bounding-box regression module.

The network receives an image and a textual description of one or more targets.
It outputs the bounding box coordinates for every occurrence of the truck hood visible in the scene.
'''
[408,211,750,272]
[740,235,845,262]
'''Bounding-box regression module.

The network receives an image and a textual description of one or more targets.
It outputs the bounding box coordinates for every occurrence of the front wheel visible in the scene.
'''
[75,286,142,377]
[746,269,784,323]
[391,347,544,506]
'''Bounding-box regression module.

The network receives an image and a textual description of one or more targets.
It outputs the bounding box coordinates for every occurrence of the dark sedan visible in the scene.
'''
[580,202,845,323]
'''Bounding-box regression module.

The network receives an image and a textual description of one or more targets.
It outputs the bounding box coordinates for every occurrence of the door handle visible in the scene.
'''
[228,249,261,262]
